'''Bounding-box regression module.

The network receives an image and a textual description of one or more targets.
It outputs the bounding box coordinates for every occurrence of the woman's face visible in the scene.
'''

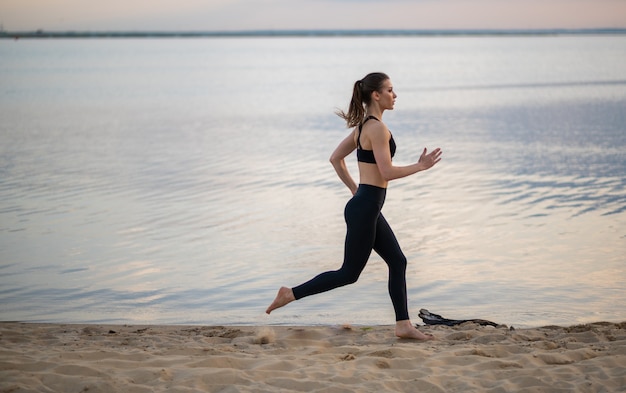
[377,79,397,110]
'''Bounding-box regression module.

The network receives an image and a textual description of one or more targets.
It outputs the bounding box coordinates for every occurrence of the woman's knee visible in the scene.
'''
[388,254,407,273]
[337,268,361,286]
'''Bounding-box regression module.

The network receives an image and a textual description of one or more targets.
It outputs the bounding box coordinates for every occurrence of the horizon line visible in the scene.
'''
[2,27,626,39]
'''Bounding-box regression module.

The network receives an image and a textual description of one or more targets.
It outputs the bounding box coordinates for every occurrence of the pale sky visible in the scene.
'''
[2,0,626,31]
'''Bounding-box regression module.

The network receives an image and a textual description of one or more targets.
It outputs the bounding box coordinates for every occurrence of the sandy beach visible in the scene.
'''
[1,321,625,392]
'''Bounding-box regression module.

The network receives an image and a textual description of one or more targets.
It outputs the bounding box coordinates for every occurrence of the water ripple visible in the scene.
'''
[490,174,625,217]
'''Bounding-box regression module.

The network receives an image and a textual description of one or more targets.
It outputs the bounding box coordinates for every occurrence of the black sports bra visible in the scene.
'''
[357,115,396,164]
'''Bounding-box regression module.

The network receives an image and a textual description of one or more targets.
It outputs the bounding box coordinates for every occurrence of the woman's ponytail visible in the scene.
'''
[336,72,389,128]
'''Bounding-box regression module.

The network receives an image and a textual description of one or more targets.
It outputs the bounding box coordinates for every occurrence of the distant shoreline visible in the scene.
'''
[2,28,626,39]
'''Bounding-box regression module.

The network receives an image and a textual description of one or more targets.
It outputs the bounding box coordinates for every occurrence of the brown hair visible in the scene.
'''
[336,72,390,128]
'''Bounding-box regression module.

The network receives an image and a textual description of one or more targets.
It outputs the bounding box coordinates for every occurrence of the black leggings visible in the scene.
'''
[291,184,409,321]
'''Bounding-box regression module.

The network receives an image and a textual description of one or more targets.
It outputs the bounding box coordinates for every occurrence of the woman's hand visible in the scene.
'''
[417,148,442,171]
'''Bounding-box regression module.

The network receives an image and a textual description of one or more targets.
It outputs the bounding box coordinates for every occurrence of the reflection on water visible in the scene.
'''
[0,36,625,327]
[492,175,626,217]
[417,79,626,92]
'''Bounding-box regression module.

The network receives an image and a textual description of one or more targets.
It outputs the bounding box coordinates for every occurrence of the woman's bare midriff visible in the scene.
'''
[358,162,388,189]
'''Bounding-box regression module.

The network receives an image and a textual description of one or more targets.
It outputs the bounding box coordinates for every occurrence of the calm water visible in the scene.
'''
[1,36,625,328]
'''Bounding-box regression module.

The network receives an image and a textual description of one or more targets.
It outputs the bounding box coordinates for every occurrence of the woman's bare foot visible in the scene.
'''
[395,320,435,340]
[266,287,295,314]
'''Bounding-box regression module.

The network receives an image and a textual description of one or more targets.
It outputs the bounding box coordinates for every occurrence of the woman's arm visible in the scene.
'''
[329,131,358,195]
[370,123,442,181]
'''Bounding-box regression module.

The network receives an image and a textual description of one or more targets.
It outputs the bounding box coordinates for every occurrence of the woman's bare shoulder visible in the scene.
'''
[362,120,389,140]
